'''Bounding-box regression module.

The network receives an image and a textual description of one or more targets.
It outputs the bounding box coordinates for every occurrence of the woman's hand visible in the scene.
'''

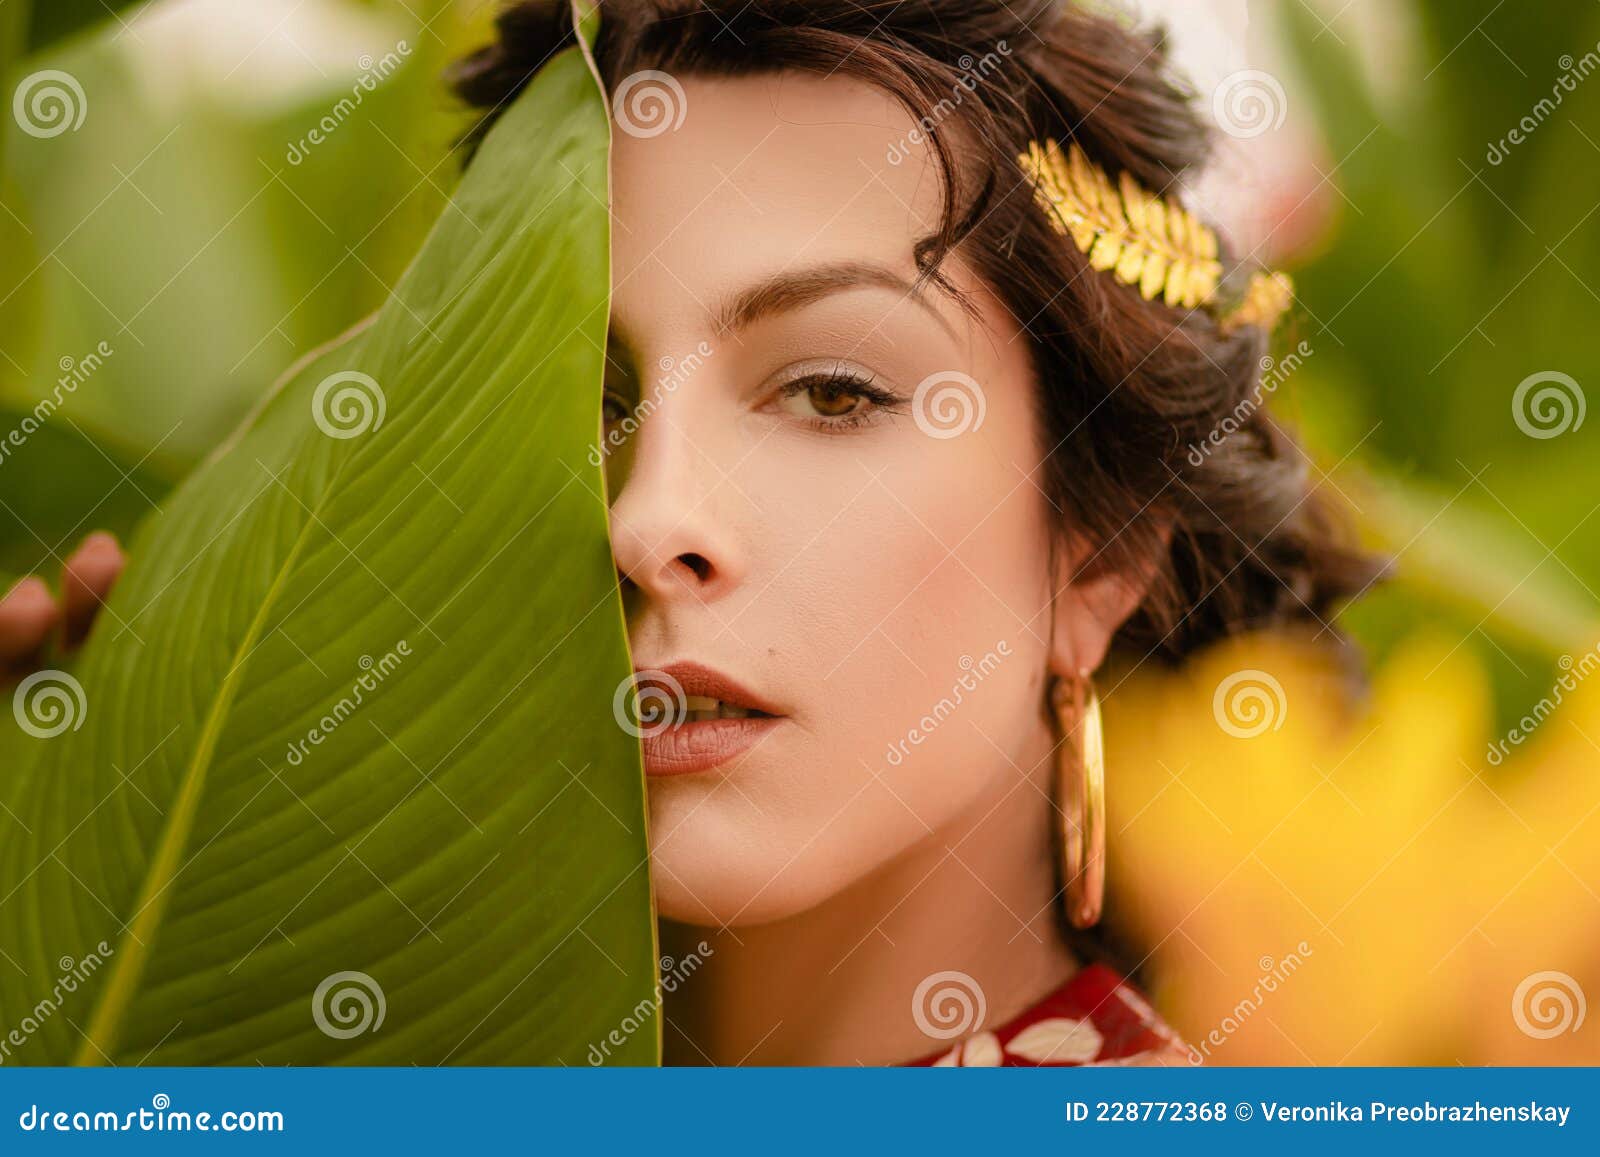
[0,532,125,686]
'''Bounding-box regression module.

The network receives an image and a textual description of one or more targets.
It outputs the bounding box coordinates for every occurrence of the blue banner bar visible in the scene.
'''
[2,1067,1597,1153]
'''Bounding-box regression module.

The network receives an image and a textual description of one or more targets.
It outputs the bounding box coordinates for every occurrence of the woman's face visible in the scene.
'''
[605,74,1115,926]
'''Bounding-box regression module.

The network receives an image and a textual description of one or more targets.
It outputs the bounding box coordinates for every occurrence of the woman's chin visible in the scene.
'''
[651,865,816,927]
[652,870,806,928]
[649,843,854,928]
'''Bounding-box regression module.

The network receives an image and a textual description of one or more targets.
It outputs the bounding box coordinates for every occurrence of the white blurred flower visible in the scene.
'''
[122,0,409,118]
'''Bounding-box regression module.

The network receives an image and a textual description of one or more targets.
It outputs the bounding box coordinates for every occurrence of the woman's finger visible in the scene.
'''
[61,532,125,650]
[0,576,60,674]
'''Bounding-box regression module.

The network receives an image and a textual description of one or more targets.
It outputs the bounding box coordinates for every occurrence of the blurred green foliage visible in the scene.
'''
[22,2,143,56]
[2,0,474,573]
[1272,0,1600,730]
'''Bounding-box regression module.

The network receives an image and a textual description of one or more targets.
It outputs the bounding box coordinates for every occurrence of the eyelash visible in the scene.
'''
[777,370,904,433]
[600,367,904,435]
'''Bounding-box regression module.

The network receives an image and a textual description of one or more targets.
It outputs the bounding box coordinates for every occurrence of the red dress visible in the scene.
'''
[904,964,1193,1067]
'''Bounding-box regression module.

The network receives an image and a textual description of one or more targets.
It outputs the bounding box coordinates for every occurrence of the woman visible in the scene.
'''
[1,0,1375,1066]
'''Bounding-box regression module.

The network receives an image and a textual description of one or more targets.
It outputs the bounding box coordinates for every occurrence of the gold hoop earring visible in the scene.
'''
[1050,671,1105,929]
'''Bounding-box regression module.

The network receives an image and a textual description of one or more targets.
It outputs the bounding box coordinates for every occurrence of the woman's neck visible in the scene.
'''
[659,730,1077,1065]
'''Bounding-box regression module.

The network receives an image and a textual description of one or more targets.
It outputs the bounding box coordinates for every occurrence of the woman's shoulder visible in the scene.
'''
[906,964,1195,1067]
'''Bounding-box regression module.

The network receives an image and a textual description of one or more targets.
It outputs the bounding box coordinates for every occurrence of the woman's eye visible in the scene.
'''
[602,392,631,425]
[774,373,900,429]
[783,380,868,419]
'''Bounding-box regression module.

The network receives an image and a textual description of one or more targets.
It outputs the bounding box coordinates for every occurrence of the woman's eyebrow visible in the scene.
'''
[712,261,957,338]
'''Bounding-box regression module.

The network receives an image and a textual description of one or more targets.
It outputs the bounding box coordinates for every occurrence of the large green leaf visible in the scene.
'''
[0,32,658,1065]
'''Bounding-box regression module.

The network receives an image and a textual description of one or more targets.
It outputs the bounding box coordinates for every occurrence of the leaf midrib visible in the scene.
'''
[72,491,325,1064]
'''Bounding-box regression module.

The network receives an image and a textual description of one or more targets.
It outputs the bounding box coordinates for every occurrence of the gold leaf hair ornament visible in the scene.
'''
[1018,138,1293,332]
[1019,138,1220,309]
[1219,270,1296,335]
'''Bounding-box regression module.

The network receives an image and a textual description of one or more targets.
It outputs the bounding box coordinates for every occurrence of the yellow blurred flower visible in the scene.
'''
[1105,632,1600,1065]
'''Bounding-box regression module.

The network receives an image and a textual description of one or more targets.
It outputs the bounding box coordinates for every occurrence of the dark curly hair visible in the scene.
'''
[450,0,1383,661]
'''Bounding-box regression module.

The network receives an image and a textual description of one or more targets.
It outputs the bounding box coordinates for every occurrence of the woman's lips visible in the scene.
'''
[640,714,783,776]
[632,661,784,777]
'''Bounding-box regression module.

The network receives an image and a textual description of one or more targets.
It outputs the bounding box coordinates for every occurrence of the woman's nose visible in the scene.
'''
[607,411,747,604]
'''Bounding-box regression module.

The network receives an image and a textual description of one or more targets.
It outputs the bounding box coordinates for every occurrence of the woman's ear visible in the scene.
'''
[1048,524,1172,678]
